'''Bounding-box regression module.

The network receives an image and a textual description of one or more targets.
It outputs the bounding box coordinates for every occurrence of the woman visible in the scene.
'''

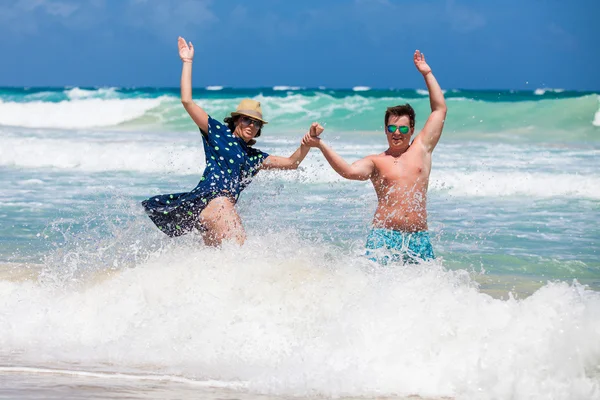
[142,37,322,246]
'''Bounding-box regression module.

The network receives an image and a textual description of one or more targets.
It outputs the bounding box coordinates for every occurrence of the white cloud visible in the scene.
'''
[14,0,81,17]
[0,0,217,36]
[0,0,102,33]
[124,0,217,32]
[43,1,79,17]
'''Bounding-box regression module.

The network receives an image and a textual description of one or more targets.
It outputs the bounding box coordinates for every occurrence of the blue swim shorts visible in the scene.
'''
[365,228,435,265]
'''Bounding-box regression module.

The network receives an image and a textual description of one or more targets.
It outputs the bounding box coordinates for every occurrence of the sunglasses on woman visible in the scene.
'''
[387,125,410,134]
[240,116,263,129]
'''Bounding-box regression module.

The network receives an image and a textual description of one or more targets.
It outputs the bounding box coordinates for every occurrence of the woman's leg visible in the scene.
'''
[199,197,246,246]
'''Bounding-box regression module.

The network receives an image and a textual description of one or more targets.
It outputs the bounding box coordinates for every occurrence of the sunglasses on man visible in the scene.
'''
[386,125,410,134]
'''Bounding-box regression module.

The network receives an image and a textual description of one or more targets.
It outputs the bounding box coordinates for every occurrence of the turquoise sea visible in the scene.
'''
[0,86,599,399]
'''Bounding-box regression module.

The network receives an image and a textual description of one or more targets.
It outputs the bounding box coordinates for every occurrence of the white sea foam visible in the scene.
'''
[254,92,389,124]
[23,91,59,101]
[65,87,119,100]
[273,86,303,91]
[352,86,371,92]
[264,167,600,199]
[205,86,224,91]
[0,367,244,388]
[2,134,599,200]
[0,136,203,174]
[0,97,165,129]
[16,179,44,186]
[1,234,599,399]
[1,91,596,135]
[535,88,565,95]
[416,88,447,96]
[432,170,600,199]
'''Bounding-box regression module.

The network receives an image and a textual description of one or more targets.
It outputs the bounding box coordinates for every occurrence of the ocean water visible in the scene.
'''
[0,86,599,399]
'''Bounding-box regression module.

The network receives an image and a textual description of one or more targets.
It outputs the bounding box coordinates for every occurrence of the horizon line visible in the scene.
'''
[0,86,597,93]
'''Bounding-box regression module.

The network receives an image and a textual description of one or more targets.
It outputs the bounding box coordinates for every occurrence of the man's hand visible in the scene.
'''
[302,122,324,147]
[413,50,431,76]
[309,122,324,137]
[178,36,194,63]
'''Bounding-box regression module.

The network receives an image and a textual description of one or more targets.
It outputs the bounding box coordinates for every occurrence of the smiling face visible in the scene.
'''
[383,104,416,151]
[234,116,263,143]
[385,115,414,149]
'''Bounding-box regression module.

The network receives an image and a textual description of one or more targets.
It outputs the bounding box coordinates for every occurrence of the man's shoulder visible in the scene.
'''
[356,154,381,168]
[364,152,386,161]
[366,152,394,163]
[361,154,387,175]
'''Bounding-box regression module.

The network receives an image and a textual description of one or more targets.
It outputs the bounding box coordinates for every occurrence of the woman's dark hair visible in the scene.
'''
[224,115,262,146]
[384,104,416,128]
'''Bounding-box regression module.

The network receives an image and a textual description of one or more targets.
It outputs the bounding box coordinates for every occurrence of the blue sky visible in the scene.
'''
[0,0,597,89]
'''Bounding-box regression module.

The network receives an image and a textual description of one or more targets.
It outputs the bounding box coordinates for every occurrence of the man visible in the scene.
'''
[302,50,447,264]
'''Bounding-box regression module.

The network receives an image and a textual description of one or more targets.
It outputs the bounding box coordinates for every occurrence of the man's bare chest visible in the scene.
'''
[374,155,429,182]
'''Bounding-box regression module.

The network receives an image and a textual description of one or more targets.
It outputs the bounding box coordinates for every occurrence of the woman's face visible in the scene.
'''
[235,116,263,142]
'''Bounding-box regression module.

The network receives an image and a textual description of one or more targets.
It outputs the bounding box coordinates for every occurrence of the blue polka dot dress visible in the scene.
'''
[142,116,269,237]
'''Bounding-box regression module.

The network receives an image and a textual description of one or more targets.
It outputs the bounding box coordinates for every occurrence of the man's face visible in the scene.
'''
[385,115,413,148]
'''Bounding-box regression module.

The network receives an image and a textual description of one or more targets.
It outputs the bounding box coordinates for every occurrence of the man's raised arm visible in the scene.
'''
[414,50,447,153]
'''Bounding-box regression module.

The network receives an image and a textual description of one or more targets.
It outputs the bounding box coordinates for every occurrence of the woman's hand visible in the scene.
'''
[302,132,322,148]
[178,36,194,63]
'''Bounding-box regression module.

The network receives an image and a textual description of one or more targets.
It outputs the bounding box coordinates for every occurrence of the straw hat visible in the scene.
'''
[230,99,268,124]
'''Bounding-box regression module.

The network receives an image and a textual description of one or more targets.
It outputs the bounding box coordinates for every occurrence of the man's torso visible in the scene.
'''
[369,141,432,232]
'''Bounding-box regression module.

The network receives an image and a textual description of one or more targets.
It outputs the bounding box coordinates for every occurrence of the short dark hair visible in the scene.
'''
[223,115,262,146]
[385,104,416,128]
